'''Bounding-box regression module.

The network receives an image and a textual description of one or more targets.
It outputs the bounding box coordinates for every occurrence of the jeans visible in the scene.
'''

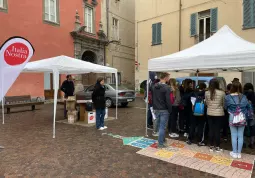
[96,109,106,129]
[147,104,153,126]
[168,106,179,133]
[230,126,245,154]
[208,116,223,147]
[154,110,170,146]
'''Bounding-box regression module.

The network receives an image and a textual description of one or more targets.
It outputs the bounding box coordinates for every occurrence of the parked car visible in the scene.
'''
[176,76,227,91]
[76,84,135,107]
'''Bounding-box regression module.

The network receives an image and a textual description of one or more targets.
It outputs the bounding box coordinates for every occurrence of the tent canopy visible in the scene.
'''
[21,55,118,138]
[148,25,255,73]
[24,55,117,74]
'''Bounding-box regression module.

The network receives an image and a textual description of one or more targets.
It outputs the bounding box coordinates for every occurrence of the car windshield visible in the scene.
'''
[109,84,129,90]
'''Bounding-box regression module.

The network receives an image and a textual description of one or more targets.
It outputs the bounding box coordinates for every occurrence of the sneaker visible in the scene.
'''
[186,140,192,145]
[198,142,206,147]
[230,151,238,159]
[209,146,214,152]
[223,138,228,142]
[152,132,159,137]
[103,126,108,129]
[215,147,223,153]
[98,127,104,131]
[237,153,242,159]
[169,133,179,138]
[158,144,167,149]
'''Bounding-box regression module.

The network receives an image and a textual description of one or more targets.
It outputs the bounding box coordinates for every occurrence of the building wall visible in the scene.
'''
[101,0,135,87]
[0,0,101,98]
[135,0,255,89]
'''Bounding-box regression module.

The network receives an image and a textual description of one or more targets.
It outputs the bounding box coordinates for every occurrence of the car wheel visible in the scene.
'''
[121,102,128,107]
[105,98,113,108]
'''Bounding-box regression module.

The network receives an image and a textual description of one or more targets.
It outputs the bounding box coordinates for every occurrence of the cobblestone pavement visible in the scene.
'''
[0,98,254,178]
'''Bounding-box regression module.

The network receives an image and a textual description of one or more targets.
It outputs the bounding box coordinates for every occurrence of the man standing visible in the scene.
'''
[152,72,172,148]
[61,75,75,118]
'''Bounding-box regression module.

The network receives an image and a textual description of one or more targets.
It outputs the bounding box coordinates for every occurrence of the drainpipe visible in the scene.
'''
[104,0,110,67]
[178,0,182,51]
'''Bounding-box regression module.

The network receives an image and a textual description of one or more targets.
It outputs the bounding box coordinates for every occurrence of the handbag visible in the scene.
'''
[230,95,246,125]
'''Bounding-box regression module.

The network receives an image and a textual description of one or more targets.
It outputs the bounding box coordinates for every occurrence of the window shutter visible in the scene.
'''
[210,8,218,33]
[190,13,197,36]
[157,23,162,44]
[152,24,157,45]
[243,0,252,28]
[253,0,255,27]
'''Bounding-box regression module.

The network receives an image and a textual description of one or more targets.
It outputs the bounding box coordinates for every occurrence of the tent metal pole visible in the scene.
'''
[115,72,118,119]
[1,71,4,125]
[145,71,149,137]
[52,69,59,138]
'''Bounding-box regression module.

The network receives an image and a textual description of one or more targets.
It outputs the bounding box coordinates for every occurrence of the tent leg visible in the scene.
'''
[145,71,149,137]
[52,70,59,139]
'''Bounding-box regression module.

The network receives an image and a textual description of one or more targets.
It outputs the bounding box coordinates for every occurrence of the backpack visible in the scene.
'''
[193,94,205,116]
[230,95,246,125]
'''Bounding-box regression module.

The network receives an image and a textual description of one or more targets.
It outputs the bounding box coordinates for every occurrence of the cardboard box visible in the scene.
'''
[84,111,96,124]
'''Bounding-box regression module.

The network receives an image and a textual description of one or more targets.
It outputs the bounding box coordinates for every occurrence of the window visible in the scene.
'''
[243,0,255,29]
[44,0,59,24]
[0,0,3,8]
[86,85,94,92]
[0,0,8,12]
[152,23,162,45]
[112,18,119,40]
[198,10,211,42]
[85,6,93,33]
[112,73,121,85]
[190,8,218,42]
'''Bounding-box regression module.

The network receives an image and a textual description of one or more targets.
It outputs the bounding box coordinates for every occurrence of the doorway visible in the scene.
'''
[82,50,97,86]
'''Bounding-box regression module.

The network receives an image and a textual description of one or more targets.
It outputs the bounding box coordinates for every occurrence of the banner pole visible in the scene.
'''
[1,70,4,124]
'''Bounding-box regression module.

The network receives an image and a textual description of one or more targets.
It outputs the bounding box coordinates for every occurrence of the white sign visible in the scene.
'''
[0,37,35,102]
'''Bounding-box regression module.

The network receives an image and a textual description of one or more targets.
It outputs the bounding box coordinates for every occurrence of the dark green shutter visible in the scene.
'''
[157,23,162,44]
[152,24,157,45]
[210,8,218,32]
[190,13,197,36]
[253,0,255,27]
[243,0,252,28]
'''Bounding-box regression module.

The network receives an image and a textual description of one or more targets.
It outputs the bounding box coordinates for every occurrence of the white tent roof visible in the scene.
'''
[24,55,117,74]
[148,25,255,73]
[20,55,118,138]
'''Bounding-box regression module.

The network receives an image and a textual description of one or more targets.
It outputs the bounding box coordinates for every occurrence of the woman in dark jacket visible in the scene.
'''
[243,83,255,149]
[92,77,107,130]
[182,79,194,137]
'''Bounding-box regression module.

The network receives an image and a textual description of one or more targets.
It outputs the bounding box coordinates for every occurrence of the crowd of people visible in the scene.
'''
[147,72,255,159]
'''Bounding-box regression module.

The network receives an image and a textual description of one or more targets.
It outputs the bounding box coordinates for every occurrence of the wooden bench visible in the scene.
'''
[0,95,44,114]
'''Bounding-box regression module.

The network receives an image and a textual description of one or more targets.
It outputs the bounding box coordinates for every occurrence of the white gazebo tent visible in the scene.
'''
[146,25,255,136]
[15,55,118,138]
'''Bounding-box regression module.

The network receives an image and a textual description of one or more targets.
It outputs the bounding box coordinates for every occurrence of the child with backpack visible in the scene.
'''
[187,83,207,146]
